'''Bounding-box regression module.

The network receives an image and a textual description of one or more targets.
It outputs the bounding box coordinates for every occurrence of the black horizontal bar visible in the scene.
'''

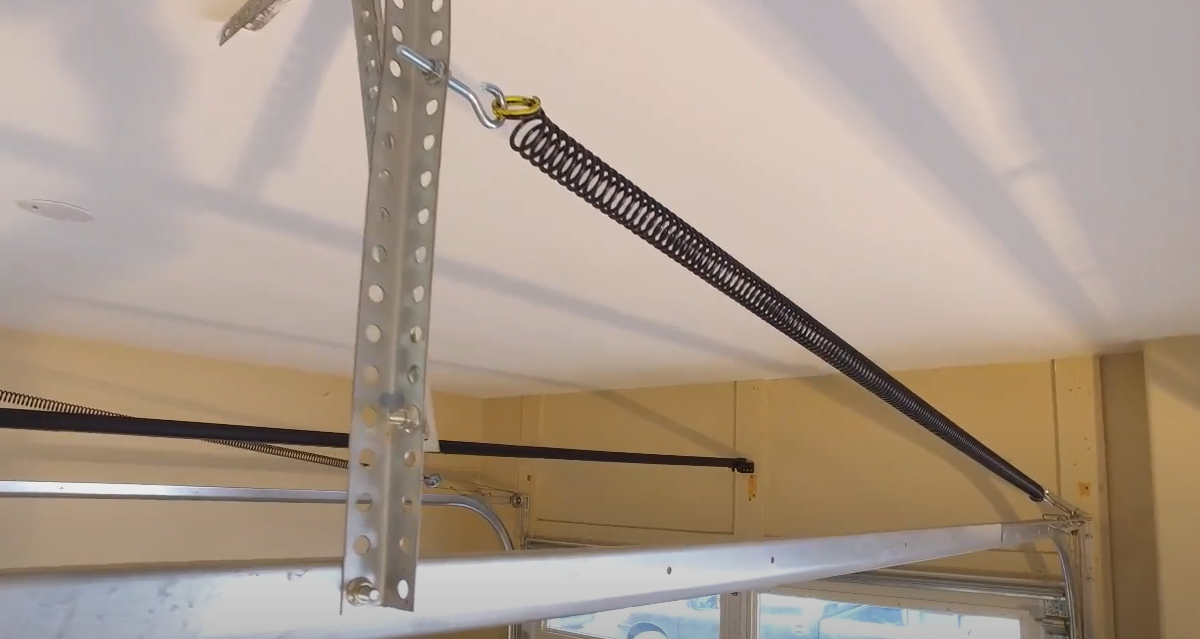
[0,408,753,473]
[436,440,754,473]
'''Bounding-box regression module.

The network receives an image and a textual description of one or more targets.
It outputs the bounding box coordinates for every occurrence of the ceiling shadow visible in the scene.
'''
[714,0,1115,349]
[231,0,351,195]
[977,1,1200,340]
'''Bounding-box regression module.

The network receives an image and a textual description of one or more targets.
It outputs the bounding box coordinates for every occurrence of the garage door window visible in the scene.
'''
[758,593,1022,639]
[545,595,721,639]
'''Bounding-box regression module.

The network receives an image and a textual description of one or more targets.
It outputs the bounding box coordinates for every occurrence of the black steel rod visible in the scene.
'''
[0,408,753,472]
[437,440,754,473]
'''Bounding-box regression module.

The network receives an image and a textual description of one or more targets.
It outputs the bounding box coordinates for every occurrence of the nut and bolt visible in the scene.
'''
[346,578,381,606]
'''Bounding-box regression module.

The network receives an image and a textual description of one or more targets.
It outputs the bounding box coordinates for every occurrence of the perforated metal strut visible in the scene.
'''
[505,110,1046,501]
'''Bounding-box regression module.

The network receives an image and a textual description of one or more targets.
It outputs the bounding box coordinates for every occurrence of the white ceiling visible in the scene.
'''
[1,0,1198,397]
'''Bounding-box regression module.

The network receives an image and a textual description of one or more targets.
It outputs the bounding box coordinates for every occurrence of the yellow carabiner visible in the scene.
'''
[492,95,542,120]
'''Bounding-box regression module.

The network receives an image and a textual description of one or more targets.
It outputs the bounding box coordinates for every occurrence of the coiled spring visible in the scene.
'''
[0,388,348,470]
[507,110,1046,501]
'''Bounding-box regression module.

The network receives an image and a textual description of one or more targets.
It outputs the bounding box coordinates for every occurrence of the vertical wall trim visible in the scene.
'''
[519,395,544,534]
[1052,356,1113,639]
[734,381,768,539]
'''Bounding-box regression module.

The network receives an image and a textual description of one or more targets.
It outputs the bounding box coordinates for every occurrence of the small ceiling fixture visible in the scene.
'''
[15,199,94,222]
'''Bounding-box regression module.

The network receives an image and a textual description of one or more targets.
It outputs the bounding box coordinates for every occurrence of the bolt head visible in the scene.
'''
[347,578,381,605]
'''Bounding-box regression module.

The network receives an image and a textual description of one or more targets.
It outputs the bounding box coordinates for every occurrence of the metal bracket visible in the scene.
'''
[1045,597,1070,619]
[218,0,292,45]
[1038,598,1071,638]
[342,0,451,612]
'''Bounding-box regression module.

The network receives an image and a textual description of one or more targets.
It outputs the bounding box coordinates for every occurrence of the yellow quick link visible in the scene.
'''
[492,95,542,120]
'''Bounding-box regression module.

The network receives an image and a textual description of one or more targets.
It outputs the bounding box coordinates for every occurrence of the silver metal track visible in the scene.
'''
[0,480,345,503]
[1,520,1056,639]
[0,479,513,552]
[343,0,451,611]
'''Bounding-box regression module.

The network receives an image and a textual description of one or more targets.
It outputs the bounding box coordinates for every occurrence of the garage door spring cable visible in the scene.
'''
[0,388,350,470]
[462,85,1051,502]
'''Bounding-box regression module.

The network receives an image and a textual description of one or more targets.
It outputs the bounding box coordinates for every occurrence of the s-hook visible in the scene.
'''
[396,45,540,129]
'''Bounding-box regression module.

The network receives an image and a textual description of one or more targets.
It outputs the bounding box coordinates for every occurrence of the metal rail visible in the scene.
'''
[0,479,520,639]
[528,537,1067,600]
[0,481,511,551]
[0,520,1059,639]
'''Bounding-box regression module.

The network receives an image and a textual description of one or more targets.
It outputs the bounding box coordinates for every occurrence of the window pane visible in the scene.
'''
[758,593,1021,639]
[758,594,860,639]
[546,596,721,639]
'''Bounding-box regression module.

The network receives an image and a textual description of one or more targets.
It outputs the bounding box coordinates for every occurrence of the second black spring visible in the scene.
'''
[507,110,1046,501]
[0,388,348,470]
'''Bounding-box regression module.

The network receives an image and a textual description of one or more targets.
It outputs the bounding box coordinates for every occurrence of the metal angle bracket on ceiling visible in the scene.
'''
[340,0,451,613]
[0,520,1064,639]
[217,0,452,612]
[218,0,292,45]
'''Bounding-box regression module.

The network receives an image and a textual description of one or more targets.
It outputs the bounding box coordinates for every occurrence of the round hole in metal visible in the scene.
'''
[353,535,371,555]
[361,405,378,426]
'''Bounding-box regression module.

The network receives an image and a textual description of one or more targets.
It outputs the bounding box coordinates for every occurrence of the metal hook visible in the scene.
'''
[396,45,506,129]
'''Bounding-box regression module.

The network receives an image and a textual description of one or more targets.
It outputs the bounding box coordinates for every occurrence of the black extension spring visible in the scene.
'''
[0,388,348,470]
[507,111,1046,501]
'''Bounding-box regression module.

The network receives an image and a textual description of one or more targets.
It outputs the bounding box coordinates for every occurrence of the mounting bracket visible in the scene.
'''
[340,0,451,612]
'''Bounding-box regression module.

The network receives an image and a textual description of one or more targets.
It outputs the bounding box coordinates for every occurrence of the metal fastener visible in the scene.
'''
[346,578,381,606]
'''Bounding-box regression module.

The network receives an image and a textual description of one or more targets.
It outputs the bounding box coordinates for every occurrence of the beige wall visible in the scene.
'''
[1100,352,1159,639]
[0,327,507,639]
[1141,337,1200,639]
[482,358,1113,635]
[0,323,1130,637]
